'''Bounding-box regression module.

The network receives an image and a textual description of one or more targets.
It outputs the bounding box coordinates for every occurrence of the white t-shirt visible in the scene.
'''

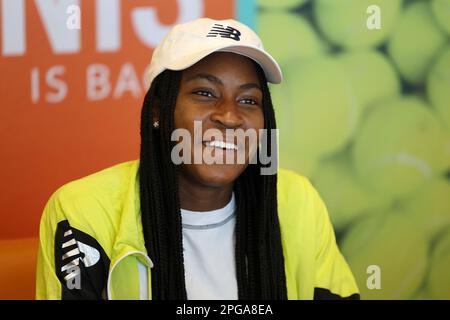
[181,193,238,300]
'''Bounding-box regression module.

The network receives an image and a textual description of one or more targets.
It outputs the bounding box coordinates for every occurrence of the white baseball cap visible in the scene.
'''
[147,18,283,87]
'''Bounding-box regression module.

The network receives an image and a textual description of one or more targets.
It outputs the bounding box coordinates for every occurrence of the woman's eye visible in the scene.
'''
[239,98,258,105]
[194,90,214,98]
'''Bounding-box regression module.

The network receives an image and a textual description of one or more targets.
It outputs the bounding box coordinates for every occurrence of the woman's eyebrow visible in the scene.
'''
[186,73,261,91]
[239,83,261,91]
[186,73,223,85]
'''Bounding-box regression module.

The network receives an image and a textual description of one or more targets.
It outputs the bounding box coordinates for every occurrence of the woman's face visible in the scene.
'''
[173,52,265,188]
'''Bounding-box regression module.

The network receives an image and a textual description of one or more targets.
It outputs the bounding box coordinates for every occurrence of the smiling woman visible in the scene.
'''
[174,52,265,195]
[35,18,360,300]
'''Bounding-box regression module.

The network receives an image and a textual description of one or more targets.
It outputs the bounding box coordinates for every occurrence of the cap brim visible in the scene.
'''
[168,45,283,84]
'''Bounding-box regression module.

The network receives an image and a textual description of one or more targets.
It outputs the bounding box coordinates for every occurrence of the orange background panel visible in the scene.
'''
[0,0,235,240]
[0,237,39,300]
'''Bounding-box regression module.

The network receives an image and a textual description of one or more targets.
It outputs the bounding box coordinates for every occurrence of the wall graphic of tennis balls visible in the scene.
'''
[336,50,401,113]
[280,152,319,178]
[270,83,292,134]
[432,0,450,35]
[258,0,310,10]
[402,179,450,240]
[427,46,450,130]
[341,210,429,299]
[352,96,447,199]
[441,132,450,172]
[258,11,327,66]
[271,83,319,177]
[312,152,392,231]
[314,0,403,48]
[427,229,450,299]
[258,0,450,300]
[283,56,359,160]
[388,1,447,85]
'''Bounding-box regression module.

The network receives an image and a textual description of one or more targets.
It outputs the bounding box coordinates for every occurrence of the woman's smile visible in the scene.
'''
[203,140,239,151]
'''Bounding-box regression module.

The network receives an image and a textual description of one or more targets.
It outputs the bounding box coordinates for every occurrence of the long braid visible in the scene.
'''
[139,65,287,300]
[234,178,249,298]
[257,64,287,299]
[139,71,186,299]
[157,71,186,298]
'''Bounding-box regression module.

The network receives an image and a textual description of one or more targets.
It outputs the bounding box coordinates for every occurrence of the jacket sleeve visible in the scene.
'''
[35,189,110,300]
[309,181,360,300]
[36,191,64,300]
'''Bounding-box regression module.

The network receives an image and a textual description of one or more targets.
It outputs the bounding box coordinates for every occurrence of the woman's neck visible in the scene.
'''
[178,174,233,212]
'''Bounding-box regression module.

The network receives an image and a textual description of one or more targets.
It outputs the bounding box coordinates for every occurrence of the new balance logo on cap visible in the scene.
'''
[207,24,241,41]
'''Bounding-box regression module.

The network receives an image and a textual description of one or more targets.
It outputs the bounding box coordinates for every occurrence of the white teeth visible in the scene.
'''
[205,141,238,150]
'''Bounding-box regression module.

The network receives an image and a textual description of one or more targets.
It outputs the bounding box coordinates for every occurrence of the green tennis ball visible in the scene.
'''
[271,83,320,177]
[314,0,402,48]
[388,1,447,84]
[270,82,292,141]
[403,179,450,240]
[427,45,450,171]
[427,46,450,130]
[258,0,309,10]
[284,56,359,159]
[441,131,450,172]
[341,210,429,299]
[432,0,450,35]
[279,150,319,178]
[258,11,327,65]
[337,50,401,113]
[312,152,392,231]
[427,229,450,299]
[270,81,295,159]
[352,96,447,199]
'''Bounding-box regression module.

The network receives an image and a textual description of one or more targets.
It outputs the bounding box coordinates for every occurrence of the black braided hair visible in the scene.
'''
[138,63,287,300]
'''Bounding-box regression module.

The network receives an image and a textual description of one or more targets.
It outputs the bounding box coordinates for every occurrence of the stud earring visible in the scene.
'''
[153,120,159,129]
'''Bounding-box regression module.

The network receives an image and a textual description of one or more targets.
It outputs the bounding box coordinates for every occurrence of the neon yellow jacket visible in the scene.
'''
[36,160,359,300]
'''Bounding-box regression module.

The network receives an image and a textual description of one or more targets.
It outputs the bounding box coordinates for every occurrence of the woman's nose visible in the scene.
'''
[209,99,244,129]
